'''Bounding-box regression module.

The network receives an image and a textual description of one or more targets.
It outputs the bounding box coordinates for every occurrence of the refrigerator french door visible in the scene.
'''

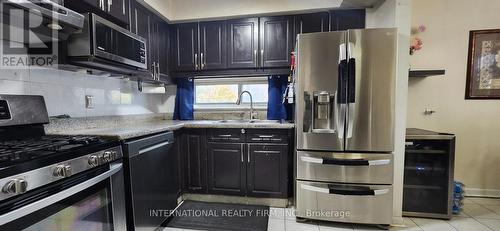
[296,29,396,152]
[295,28,397,225]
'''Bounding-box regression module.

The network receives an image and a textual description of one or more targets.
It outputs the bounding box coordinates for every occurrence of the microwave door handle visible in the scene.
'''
[0,163,123,226]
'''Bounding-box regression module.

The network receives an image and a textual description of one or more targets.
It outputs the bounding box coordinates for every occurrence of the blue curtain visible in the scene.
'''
[173,78,194,120]
[267,75,290,120]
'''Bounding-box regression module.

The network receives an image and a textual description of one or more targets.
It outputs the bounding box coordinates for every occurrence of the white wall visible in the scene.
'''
[0,41,176,118]
[409,0,500,196]
[168,0,342,22]
[138,0,174,21]
[366,0,411,225]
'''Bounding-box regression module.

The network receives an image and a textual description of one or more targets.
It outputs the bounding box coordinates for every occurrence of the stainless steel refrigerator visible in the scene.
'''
[295,28,397,225]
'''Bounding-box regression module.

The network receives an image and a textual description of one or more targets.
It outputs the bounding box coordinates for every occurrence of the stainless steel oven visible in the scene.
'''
[0,162,127,231]
[67,13,147,74]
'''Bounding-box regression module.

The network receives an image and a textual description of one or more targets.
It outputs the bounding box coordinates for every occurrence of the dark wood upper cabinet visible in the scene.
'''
[182,129,207,193]
[330,9,366,31]
[80,0,100,8]
[107,0,129,24]
[295,12,330,34]
[158,22,170,79]
[199,21,227,70]
[131,4,151,70]
[150,17,159,75]
[247,144,288,198]
[227,18,259,69]
[67,0,129,26]
[259,16,294,68]
[207,143,246,195]
[150,16,170,80]
[172,23,199,71]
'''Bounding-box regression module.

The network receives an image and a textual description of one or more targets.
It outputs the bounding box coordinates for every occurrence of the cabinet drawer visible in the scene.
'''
[207,129,244,143]
[296,180,393,225]
[297,151,393,184]
[246,129,289,143]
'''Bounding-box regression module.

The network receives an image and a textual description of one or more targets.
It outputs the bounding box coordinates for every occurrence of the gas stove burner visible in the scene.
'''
[0,135,105,166]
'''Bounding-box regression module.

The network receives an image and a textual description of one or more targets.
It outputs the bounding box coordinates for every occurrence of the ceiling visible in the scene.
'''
[142,0,386,22]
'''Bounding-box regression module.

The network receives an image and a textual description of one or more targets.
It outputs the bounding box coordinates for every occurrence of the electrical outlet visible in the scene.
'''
[85,95,94,109]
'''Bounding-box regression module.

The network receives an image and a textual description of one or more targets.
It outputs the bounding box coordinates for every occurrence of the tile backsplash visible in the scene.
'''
[0,67,177,118]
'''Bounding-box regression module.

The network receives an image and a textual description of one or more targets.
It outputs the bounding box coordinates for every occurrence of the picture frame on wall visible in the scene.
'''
[466,29,500,99]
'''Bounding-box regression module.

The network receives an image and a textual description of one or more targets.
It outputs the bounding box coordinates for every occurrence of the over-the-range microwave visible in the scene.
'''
[67,13,147,75]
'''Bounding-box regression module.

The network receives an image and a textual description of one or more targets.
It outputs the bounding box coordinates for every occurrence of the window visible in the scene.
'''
[194,77,268,110]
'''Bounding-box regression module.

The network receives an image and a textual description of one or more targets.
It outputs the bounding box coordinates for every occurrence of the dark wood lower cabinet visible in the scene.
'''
[207,143,246,195]
[247,144,288,198]
[181,129,207,193]
[182,128,291,198]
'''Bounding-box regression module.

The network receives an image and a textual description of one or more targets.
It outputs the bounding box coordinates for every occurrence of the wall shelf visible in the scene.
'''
[409,69,446,78]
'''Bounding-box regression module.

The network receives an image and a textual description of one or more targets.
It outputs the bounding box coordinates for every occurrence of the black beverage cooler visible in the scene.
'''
[403,128,456,219]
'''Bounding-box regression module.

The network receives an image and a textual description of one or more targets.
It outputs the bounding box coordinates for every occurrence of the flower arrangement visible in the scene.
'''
[410,25,426,55]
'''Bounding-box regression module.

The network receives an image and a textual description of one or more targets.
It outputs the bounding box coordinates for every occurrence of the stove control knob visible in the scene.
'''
[2,179,28,195]
[53,165,72,178]
[88,155,100,167]
[110,151,118,161]
[103,151,113,162]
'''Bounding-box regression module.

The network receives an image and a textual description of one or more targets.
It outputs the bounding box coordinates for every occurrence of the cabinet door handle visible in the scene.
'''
[200,53,204,69]
[152,62,155,79]
[108,0,112,12]
[218,134,232,137]
[156,62,160,80]
[260,49,264,67]
[258,135,274,138]
[157,62,161,79]
[248,150,250,163]
[241,151,244,163]
[254,150,280,154]
[254,50,257,68]
[194,53,199,70]
[154,62,158,80]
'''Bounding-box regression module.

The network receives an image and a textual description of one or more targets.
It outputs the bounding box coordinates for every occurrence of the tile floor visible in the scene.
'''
[163,197,500,231]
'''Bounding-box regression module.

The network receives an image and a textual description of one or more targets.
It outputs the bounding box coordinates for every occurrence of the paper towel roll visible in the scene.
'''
[140,85,166,94]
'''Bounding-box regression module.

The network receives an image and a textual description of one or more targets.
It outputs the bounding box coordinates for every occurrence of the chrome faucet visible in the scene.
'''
[236,91,255,120]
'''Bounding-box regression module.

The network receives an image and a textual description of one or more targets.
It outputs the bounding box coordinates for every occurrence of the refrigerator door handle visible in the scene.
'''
[302,91,313,133]
[337,53,348,139]
[346,53,356,139]
[300,183,390,196]
[300,156,391,166]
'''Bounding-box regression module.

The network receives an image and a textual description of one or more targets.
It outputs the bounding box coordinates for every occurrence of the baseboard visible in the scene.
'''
[464,187,500,198]
[391,216,404,226]
[181,193,290,208]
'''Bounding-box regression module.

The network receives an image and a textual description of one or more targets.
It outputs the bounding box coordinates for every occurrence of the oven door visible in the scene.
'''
[0,162,126,231]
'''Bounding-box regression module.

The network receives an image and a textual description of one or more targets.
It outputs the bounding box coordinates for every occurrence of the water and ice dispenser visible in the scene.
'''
[312,91,335,133]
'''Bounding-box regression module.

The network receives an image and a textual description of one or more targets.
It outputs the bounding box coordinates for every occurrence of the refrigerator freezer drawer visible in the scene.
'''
[297,151,393,184]
[296,180,393,225]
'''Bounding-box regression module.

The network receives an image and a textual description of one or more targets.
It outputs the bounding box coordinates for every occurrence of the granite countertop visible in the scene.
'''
[48,119,295,140]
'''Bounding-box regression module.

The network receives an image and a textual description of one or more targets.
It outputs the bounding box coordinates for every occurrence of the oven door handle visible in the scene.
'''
[0,163,123,226]
[300,156,390,166]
